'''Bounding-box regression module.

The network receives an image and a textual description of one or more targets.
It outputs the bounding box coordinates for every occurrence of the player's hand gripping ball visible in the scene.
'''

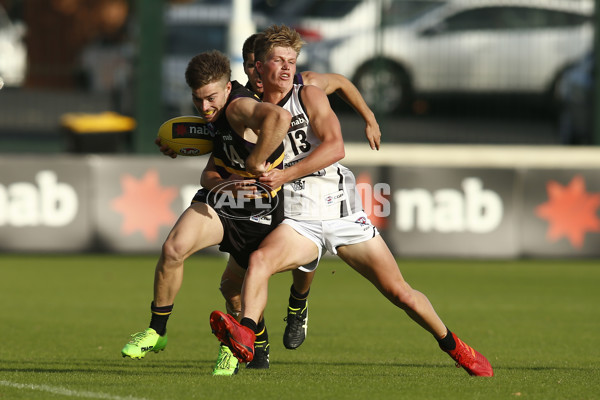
[157,116,214,156]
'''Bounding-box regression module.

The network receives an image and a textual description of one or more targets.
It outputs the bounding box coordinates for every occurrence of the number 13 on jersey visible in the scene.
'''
[287,130,311,156]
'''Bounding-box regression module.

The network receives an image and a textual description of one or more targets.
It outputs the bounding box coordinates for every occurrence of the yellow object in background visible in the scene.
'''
[61,112,136,133]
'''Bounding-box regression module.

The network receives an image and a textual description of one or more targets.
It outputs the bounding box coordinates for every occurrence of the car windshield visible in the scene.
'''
[382,0,445,26]
[254,0,297,17]
[254,0,360,19]
[302,0,362,18]
[166,25,228,56]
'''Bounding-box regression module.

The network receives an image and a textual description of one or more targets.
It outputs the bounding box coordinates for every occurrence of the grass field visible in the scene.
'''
[1,254,599,400]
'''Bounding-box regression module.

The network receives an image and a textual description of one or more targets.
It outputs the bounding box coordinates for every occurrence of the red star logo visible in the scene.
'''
[356,173,388,229]
[111,169,178,242]
[175,123,187,136]
[535,175,600,248]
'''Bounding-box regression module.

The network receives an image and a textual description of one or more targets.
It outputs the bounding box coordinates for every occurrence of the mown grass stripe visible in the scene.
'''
[0,380,148,400]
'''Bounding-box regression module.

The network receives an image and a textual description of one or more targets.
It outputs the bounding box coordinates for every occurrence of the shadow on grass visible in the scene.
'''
[269,359,597,373]
[3,358,593,376]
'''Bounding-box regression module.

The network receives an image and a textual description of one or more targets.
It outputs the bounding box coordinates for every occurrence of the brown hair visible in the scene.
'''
[242,33,260,63]
[185,50,231,89]
[253,24,305,64]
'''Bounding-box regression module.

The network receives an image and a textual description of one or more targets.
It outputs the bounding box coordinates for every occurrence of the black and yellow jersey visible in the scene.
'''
[211,80,285,196]
[191,80,285,269]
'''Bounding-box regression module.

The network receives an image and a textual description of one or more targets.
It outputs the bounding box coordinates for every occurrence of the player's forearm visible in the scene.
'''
[247,129,285,168]
[200,170,225,190]
[336,87,377,127]
[246,110,291,174]
[335,86,381,150]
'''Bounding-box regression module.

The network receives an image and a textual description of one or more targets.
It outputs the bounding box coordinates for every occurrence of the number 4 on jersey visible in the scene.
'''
[223,144,245,168]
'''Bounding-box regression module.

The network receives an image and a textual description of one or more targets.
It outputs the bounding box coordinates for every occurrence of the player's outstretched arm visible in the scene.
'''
[301,71,381,150]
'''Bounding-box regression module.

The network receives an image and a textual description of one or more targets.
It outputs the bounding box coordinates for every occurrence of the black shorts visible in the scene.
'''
[192,188,283,269]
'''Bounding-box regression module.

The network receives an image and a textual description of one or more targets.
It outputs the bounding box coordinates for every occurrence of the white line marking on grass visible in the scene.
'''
[0,380,149,400]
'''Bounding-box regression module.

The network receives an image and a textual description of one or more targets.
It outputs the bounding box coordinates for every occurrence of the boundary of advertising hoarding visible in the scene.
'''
[343,144,600,169]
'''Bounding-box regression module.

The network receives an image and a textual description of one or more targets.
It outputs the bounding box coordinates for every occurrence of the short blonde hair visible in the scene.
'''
[254,24,305,63]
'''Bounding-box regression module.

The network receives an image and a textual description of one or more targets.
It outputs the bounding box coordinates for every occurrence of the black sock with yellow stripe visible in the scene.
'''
[255,318,269,344]
[289,284,309,309]
[149,302,173,336]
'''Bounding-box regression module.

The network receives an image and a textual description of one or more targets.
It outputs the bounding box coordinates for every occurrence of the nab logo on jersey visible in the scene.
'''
[290,115,308,130]
[172,122,214,139]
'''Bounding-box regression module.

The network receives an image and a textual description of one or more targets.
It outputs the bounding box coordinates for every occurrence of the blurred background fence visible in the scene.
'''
[0,0,597,153]
[2,0,600,257]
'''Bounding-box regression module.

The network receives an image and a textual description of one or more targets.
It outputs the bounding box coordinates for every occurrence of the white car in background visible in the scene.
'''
[163,2,269,116]
[298,0,594,114]
[162,3,232,116]
[0,5,27,87]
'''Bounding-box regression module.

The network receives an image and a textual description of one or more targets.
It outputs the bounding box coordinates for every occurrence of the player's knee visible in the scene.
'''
[248,249,273,275]
[248,249,265,268]
[161,239,186,265]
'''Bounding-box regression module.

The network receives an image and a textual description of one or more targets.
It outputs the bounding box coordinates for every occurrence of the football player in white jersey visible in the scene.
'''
[209,33,384,375]
[211,25,493,377]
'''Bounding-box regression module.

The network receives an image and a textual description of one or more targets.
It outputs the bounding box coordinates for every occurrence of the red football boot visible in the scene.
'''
[442,332,494,377]
[210,310,255,363]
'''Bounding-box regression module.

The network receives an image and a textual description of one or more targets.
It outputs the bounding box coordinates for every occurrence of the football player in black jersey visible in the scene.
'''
[121,51,292,377]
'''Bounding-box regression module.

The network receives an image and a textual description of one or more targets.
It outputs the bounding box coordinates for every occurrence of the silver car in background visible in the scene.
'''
[298,0,594,114]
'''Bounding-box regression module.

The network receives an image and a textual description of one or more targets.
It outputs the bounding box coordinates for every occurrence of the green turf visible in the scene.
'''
[1,255,599,399]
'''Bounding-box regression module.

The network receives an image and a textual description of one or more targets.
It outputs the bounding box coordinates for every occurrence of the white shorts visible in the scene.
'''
[282,211,379,272]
